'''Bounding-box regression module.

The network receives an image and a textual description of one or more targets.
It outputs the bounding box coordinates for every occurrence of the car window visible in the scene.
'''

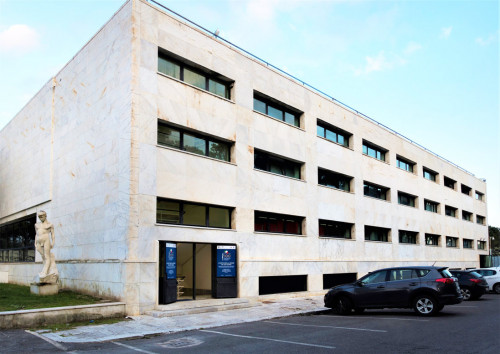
[361,271,387,284]
[416,269,431,277]
[389,269,418,281]
[483,270,495,276]
[438,269,453,278]
[469,271,482,278]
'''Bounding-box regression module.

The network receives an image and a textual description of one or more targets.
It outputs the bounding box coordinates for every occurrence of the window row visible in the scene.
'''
[155,200,486,250]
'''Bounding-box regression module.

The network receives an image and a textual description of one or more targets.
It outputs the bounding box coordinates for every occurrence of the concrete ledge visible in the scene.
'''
[0,302,126,329]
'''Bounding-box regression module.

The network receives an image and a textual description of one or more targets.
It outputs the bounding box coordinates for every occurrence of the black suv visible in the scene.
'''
[324,266,463,316]
[449,270,488,300]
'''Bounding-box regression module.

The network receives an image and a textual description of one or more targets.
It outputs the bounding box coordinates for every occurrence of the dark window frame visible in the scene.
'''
[446,236,458,248]
[253,91,302,127]
[477,241,486,250]
[461,184,472,196]
[399,230,418,244]
[475,191,484,201]
[254,211,303,235]
[158,49,233,99]
[445,205,457,218]
[254,149,302,180]
[158,121,232,162]
[316,119,351,148]
[0,214,37,263]
[364,225,390,242]
[318,168,352,192]
[424,199,439,213]
[396,155,415,173]
[156,198,233,229]
[364,181,389,200]
[425,233,440,246]
[398,191,416,207]
[463,238,474,249]
[444,176,456,190]
[476,215,485,225]
[318,219,353,239]
[423,167,438,182]
[462,210,473,222]
[362,140,387,162]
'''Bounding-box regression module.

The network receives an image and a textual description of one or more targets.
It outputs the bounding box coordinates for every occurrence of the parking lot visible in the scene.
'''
[60,293,499,353]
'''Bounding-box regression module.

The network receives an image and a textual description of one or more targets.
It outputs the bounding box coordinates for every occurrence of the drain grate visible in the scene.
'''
[159,337,203,349]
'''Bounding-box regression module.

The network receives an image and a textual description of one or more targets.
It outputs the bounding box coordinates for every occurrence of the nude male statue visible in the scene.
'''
[35,210,58,281]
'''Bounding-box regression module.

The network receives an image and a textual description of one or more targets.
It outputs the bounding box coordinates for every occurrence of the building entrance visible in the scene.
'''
[158,241,237,305]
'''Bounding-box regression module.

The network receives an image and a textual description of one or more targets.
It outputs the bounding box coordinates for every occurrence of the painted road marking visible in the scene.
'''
[265,320,387,332]
[320,315,429,322]
[113,341,157,354]
[200,329,335,349]
[26,330,67,351]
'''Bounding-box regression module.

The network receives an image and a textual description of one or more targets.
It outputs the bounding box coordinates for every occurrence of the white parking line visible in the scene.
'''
[25,330,67,351]
[265,320,387,333]
[319,315,429,322]
[452,305,478,308]
[113,341,157,354]
[200,330,335,349]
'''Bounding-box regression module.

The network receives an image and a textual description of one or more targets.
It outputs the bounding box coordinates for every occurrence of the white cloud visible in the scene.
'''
[440,26,452,39]
[476,32,497,46]
[0,24,40,55]
[404,41,422,54]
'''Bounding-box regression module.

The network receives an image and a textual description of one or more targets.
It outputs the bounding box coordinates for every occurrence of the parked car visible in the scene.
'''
[471,267,500,294]
[449,270,489,300]
[324,266,462,316]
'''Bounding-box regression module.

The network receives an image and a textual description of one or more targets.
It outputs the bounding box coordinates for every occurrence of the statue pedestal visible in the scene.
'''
[30,283,59,296]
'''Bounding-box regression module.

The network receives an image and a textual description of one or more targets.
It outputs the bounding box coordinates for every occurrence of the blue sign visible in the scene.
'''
[216,245,236,278]
[165,243,177,280]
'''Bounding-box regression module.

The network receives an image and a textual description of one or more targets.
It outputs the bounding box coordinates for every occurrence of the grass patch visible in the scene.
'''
[0,283,103,312]
[32,317,128,333]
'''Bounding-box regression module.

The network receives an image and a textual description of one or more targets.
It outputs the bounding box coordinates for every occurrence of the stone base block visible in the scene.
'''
[30,283,59,296]
[0,271,7,283]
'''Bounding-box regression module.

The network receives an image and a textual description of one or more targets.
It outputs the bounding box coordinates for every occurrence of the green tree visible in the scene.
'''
[489,225,500,256]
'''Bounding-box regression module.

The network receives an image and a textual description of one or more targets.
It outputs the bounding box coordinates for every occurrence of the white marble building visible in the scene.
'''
[0,0,488,315]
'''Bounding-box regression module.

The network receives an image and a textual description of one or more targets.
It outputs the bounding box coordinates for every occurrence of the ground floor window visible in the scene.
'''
[259,275,307,295]
[323,273,357,289]
[157,198,232,228]
[0,214,36,263]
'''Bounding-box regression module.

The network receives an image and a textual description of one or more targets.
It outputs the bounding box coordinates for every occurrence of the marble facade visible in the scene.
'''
[0,0,489,315]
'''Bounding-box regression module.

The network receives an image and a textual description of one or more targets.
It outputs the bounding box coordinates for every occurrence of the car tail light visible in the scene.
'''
[435,278,454,284]
[469,279,482,283]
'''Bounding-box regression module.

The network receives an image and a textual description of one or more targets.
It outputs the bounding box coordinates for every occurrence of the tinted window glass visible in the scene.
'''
[416,269,431,277]
[439,269,453,278]
[208,207,230,228]
[157,200,180,224]
[254,98,266,114]
[183,203,206,226]
[184,68,206,90]
[361,271,387,284]
[389,269,418,281]
[208,141,229,161]
[184,133,206,155]
[158,125,181,148]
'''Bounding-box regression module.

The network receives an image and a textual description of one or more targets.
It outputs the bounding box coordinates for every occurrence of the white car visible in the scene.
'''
[473,267,500,294]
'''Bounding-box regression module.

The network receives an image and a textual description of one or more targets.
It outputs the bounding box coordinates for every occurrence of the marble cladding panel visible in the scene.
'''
[139,143,157,196]
[239,276,258,297]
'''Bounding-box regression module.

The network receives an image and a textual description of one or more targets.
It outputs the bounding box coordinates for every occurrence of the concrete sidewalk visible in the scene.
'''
[41,295,329,343]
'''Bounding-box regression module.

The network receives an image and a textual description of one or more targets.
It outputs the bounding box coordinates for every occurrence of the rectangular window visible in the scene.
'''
[364,181,389,200]
[316,120,351,147]
[158,50,232,99]
[157,198,232,228]
[362,140,387,162]
[399,230,418,244]
[365,225,390,242]
[396,155,415,173]
[0,214,37,263]
[476,215,485,225]
[461,184,472,196]
[475,191,484,201]
[254,211,303,235]
[444,176,456,190]
[318,168,352,192]
[423,167,437,182]
[425,233,440,246]
[463,239,473,249]
[319,220,353,239]
[398,191,416,207]
[478,241,486,250]
[462,210,472,222]
[446,236,458,248]
[254,149,302,179]
[253,92,302,127]
[424,199,439,213]
[158,122,231,162]
[445,205,457,218]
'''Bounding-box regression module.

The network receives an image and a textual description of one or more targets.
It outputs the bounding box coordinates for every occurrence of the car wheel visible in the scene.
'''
[413,295,438,316]
[461,288,472,301]
[332,296,353,315]
[494,283,500,294]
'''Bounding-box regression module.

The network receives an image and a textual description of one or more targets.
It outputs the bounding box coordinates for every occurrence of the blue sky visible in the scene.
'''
[0,0,498,226]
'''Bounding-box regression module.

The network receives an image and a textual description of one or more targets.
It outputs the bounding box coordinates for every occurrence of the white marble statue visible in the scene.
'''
[34,210,58,283]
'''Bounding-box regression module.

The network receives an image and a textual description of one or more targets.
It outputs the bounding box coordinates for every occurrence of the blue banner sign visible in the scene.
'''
[165,243,177,280]
[216,245,236,278]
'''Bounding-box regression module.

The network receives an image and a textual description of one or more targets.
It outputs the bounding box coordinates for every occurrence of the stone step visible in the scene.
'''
[145,298,259,318]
